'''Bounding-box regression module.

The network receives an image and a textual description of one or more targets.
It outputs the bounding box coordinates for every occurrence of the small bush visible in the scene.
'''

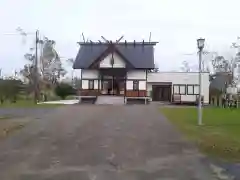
[0,79,22,103]
[54,83,75,100]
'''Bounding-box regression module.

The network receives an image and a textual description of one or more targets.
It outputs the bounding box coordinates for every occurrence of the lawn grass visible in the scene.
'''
[0,116,14,120]
[0,100,64,108]
[161,107,240,162]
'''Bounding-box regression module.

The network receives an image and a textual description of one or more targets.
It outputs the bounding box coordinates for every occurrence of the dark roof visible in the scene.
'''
[73,42,157,69]
[210,72,233,91]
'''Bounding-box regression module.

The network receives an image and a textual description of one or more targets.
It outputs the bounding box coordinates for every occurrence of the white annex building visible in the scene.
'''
[73,40,209,104]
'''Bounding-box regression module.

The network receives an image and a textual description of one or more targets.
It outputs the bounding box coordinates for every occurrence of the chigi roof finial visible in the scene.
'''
[142,40,145,51]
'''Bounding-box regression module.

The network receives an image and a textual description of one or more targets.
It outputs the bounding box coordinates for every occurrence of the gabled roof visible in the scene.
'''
[73,42,158,69]
[88,44,135,69]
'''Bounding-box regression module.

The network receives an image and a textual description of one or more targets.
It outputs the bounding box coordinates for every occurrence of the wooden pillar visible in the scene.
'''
[80,69,82,96]
[112,75,114,95]
[98,72,100,96]
[124,77,126,104]
[145,70,148,104]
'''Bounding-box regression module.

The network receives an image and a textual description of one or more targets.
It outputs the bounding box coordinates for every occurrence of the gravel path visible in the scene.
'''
[0,105,227,180]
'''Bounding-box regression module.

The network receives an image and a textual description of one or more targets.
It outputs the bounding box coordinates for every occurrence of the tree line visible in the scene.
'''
[0,32,78,104]
[181,51,240,86]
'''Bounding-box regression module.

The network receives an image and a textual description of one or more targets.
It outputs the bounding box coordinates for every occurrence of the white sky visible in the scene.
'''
[0,0,240,77]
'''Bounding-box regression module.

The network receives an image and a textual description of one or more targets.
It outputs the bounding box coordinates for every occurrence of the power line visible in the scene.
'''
[2,32,35,36]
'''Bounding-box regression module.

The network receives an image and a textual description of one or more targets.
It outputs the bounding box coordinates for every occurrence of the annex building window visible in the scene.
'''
[173,85,179,94]
[173,84,186,95]
[179,85,186,94]
[187,85,194,95]
[194,85,199,95]
[187,84,199,95]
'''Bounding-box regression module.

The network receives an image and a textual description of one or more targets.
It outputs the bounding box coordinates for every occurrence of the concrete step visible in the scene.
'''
[95,96,125,105]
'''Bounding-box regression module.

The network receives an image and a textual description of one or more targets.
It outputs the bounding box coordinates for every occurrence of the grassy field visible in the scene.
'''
[161,107,240,162]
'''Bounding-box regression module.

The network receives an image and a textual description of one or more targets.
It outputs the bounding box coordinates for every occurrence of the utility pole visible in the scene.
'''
[34,30,39,104]
[71,70,74,87]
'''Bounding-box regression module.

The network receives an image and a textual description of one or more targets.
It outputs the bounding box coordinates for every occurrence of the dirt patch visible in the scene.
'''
[0,118,31,138]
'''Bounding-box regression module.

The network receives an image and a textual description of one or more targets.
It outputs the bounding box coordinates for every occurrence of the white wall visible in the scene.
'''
[94,80,99,90]
[99,53,125,68]
[147,72,210,103]
[139,81,146,90]
[81,80,99,90]
[126,70,147,90]
[127,70,146,79]
[82,80,88,89]
[126,81,146,90]
[81,70,99,90]
[81,70,98,79]
[126,81,133,90]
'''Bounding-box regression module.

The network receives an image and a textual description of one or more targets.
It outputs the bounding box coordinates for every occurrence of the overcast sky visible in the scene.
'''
[0,0,240,77]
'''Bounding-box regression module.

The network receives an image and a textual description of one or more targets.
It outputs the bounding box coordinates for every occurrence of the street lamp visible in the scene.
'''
[197,38,205,125]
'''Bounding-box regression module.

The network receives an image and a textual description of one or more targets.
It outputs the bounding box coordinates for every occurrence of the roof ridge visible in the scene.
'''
[78,42,158,46]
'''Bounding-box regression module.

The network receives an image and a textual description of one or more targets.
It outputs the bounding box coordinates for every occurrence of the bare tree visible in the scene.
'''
[67,58,74,65]
[209,54,240,86]
[148,64,159,72]
[20,36,67,97]
[211,55,232,73]
[180,61,191,72]
[40,37,66,84]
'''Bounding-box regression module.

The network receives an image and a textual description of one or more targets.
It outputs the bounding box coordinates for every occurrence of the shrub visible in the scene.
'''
[0,79,23,103]
[54,83,75,100]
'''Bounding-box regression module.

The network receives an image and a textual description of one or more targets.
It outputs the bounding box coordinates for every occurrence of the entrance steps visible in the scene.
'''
[95,96,125,105]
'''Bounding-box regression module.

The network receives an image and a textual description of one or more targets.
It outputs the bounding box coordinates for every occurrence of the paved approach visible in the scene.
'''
[0,105,217,180]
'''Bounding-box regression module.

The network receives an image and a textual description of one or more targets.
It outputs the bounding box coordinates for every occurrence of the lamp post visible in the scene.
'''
[197,38,205,125]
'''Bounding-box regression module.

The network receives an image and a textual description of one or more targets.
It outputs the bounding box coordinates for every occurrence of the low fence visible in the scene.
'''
[210,95,240,108]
